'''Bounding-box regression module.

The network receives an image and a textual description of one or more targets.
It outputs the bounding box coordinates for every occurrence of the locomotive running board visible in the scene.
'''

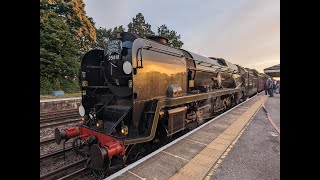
[124,87,244,145]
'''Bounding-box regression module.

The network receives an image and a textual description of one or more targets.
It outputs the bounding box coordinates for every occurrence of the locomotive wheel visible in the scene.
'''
[92,168,107,179]
[235,93,241,105]
[86,157,109,178]
[125,144,147,164]
[222,99,227,111]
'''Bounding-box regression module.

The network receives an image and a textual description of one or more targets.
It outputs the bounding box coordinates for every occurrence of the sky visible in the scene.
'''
[84,0,279,73]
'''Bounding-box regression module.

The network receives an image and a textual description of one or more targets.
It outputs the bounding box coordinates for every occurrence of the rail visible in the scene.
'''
[40,159,87,180]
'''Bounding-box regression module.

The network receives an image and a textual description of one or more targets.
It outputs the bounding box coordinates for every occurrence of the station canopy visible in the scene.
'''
[264,64,280,77]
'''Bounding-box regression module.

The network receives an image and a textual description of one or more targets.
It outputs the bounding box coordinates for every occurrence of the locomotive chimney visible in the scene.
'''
[147,36,169,45]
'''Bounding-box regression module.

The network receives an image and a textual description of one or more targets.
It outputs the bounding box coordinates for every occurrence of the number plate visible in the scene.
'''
[108,54,121,61]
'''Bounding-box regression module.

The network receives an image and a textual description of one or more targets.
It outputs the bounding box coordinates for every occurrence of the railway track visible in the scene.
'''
[40,109,79,121]
[40,109,79,123]
[40,159,89,180]
[40,147,73,161]
[40,109,81,129]
[40,119,81,129]
[40,109,89,179]
[40,146,89,179]
[41,109,78,117]
[40,113,79,123]
[40,138,55,146]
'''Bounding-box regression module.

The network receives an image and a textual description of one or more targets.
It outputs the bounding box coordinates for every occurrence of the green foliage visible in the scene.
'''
[40,0,91,94]
[94,26,125,49]
[40,77,52,94]
[60,78,80,93]
[94,12,184,50]
[42,0,96,52]
[40,77,80,95]
[128,13,154,37]
[157,24,184,48]
[127,13,183,48]
[52,79,62,91]
[40,1,80,79]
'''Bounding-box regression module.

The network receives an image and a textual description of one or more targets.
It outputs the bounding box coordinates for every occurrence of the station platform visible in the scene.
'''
[40,97,81,103]
[40,97,81,113]
[209,94,280,180]
[107,93,280,180]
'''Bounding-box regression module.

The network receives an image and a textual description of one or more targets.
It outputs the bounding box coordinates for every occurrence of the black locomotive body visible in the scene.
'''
[55,32,265,175]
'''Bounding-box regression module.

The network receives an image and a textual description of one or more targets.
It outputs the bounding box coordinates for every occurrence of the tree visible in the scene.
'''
[94,26,125,49]
[40,0,82,93]
[127,13,183,48]
[43,0,96,52]
[128,13,154,37]
[41,1,80,79]
[157,24,183,48]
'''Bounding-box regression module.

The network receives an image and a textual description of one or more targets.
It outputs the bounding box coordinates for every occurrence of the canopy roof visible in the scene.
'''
[264,64,280,77]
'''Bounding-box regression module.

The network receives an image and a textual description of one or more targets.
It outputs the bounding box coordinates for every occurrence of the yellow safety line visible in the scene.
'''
[204,96,267,179]
[169,96,267,180]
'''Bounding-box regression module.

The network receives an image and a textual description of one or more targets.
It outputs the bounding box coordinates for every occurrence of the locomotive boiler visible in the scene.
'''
[55,32,258,175]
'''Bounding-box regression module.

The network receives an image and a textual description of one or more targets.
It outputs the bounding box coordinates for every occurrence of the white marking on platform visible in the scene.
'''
[161,151,189,162]
[127,171,146,180]
[184,138,208,146]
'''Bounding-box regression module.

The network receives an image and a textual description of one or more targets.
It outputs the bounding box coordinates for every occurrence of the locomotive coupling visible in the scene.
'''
[55,127,80,144]
[89,141,125,168]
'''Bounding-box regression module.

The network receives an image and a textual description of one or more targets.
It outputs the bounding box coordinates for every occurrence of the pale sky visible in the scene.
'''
[84,0,279,73]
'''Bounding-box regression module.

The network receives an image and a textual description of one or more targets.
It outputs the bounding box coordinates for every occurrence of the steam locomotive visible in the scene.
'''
[54,32,269,176]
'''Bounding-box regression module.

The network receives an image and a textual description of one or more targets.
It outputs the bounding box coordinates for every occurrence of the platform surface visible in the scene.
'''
[209,94,280,180]
[110,94,272,180]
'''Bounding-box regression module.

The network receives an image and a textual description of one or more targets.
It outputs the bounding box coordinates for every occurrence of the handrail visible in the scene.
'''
[136,47,143,68]
[110,106,133,133]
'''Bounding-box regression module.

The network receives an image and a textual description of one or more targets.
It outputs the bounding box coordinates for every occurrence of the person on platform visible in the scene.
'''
[275,81,280,94]
[264,79,268,95]
[273,80,277,93]
[267,78,274,97]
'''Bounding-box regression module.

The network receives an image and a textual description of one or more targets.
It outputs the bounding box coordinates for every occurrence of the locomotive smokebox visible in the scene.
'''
[147,36,169,45]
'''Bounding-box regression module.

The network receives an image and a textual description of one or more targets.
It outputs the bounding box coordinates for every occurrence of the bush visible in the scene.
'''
[40,77,80,95]
[40,77,52,95]
[60,78,80,93]
[52,79,62,91]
